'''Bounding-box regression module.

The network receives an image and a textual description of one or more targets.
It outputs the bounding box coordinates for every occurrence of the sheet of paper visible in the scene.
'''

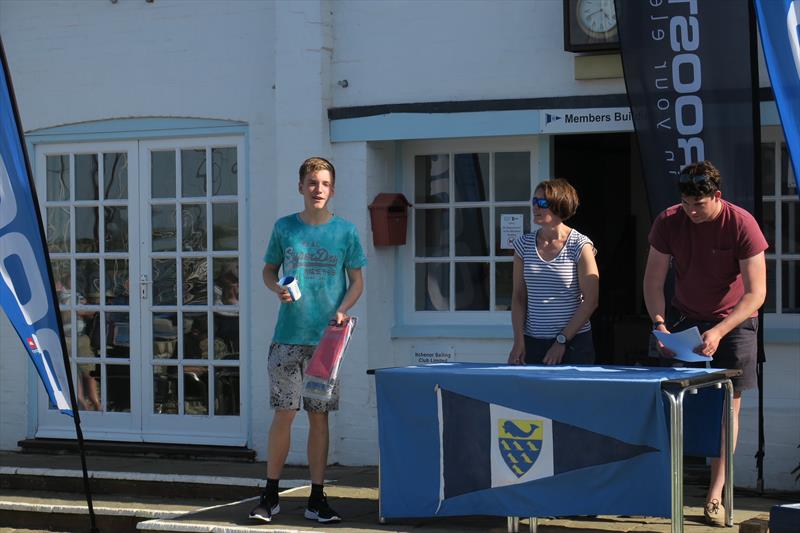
[652,326,713,363]
[500,214,524,249]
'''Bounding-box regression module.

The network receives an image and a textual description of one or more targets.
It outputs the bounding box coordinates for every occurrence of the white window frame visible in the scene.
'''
[762,126,800,330]
[399,137,543,328]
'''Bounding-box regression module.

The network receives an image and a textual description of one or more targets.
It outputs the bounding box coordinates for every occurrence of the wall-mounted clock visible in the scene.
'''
[564,0,620,53]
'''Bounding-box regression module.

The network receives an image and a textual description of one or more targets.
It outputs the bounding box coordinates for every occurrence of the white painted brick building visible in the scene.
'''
[0,0,797,492]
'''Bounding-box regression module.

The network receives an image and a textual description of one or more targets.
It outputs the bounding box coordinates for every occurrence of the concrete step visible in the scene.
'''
[0,487,204,532]
[17,439,256,463]
[0,465,271,501]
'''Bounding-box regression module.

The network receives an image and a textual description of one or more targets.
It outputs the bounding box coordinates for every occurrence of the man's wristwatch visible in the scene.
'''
[652,320,665,329]
[555,332,568,345]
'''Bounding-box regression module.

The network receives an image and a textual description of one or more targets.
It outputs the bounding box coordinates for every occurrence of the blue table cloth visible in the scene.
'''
[374,363,724,519]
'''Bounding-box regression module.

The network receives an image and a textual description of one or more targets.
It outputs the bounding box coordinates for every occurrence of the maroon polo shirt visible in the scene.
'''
[649,200,768,321]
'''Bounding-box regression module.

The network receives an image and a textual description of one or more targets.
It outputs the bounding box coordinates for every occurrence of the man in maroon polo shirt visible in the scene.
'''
[643,160,768,527]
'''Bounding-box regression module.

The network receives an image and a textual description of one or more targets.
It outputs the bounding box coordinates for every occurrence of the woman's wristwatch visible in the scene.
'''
[652,320,665,329]
[555,332,568,345]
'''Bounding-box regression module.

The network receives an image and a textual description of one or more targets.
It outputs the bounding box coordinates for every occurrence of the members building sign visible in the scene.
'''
[539,108,633,134]
[615,0,757,215]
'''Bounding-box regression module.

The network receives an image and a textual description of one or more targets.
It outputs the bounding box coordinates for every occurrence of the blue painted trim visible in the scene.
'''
[391,324,514,340]
[26,117,247,144]
[764,327,800,344]
[393,142,404,325]
[760,101,780,126]
[332,105,782,143]
[331,110,540,143]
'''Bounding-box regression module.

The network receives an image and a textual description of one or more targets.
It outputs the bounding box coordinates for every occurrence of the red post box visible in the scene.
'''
[368,193,412,246]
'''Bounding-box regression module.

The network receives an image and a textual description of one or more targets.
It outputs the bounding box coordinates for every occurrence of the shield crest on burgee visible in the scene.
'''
[498,419,543,478]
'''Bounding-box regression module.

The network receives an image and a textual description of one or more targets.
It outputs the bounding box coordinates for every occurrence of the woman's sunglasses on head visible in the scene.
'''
[531,197,550,209]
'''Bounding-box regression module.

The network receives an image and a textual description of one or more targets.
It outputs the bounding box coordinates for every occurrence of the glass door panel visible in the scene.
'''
[140,137,244,444]
[36,141,141,439]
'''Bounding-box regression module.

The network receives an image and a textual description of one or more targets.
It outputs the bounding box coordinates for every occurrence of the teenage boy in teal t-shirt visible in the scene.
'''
[249,157,366,525]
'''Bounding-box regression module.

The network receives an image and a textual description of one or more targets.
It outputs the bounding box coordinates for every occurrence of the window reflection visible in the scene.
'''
[183,312,209,359]
[415,263,449,311]
[153,365,178,414]
[77,363,101,411]
[184,366,209,415]
[47,207,70,253]
[455,262,490,310]
[212,147,237,196]
[495,262,513,311]
[415,209,449,257]
[495,152,531,202]
[183,258,208,305]
[75,154,98,201]
[415,155,449,203]
[104,206,129,252]
[454,153,488,202]
[182,204,207,251]
[75,207,99,253]
[152,151,176,199]
[153,259,177,305]
[153,313,178,359]
[455,208,489,256]
[181,149,206,197]
[46,155,70,201]
[107,365,130,412]
[104,152,128,200]
[215,367,239,416]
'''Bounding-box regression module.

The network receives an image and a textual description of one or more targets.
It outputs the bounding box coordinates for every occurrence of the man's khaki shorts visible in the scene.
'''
[268,342,339,412]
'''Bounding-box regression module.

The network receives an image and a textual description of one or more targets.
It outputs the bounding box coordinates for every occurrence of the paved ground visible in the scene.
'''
[1,452,797,532]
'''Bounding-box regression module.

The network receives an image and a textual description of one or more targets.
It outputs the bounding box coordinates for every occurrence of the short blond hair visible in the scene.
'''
[299,157,335,185]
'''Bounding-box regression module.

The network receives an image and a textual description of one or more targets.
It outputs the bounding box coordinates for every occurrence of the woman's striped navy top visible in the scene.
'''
[512,229,593,339]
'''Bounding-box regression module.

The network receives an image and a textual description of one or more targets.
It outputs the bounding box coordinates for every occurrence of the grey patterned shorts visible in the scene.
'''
[268,343,339,412]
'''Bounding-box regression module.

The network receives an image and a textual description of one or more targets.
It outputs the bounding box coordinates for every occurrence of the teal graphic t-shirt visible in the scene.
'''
[264,214,367,345]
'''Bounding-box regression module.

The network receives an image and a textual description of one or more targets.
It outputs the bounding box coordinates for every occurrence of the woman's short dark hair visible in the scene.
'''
[537,178,580,221]
[678,160,721,197]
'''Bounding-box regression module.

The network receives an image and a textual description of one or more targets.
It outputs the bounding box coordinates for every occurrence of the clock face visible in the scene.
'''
[576,0,618,40]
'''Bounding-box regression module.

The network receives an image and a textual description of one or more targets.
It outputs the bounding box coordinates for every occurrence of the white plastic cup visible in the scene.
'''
[278,275,301,301]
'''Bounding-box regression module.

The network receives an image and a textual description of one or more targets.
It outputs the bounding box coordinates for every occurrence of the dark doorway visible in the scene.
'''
[553,133,652,365]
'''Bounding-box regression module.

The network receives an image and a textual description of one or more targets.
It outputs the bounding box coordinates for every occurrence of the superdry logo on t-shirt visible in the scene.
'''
[285,244,339,277]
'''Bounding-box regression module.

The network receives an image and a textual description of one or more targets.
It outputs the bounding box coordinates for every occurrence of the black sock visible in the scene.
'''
[310,483,324,501]
[264,478,279,499]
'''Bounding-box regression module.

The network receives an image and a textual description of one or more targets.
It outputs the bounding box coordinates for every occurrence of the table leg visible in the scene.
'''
[665,390,685,533]
[507,516,519,532]
[723,380,734,527]
[528,516,538,532]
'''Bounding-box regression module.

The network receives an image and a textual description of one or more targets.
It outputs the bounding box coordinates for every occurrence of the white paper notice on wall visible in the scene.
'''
[500,214,524,249]
[412,345,455,365]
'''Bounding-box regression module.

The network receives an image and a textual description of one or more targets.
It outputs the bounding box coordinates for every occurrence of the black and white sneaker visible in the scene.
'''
[304,493,341,523]
[248,493,280,522]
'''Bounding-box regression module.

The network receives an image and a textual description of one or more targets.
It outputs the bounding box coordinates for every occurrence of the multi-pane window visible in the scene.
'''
[413,149,532,314]
[762,129,799,315]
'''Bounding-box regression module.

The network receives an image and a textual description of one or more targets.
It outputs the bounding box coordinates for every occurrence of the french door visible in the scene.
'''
[35,137,245,445]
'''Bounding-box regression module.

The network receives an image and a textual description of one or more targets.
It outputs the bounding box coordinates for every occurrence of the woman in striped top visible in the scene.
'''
[508,178,599,365]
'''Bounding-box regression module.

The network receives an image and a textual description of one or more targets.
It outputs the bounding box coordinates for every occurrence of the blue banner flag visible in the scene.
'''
[755,0,800,193]
[437,387,657,504]
[615,0,758,214]
[0,40,72,415]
